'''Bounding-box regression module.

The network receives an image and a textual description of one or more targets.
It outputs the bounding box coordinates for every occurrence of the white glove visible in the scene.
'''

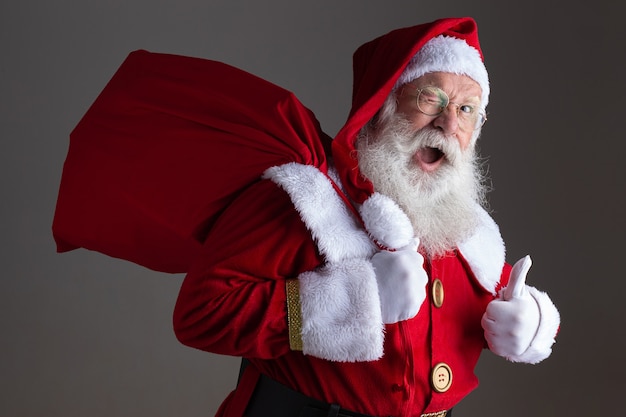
[482,255,541,360]
[371,238,428,324]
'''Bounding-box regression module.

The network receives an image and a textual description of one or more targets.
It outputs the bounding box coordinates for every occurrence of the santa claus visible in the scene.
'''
[53,16,560,417]
[173,16,560,417]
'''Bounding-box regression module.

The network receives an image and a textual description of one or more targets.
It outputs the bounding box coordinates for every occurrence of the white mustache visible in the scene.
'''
[405,128,464,165]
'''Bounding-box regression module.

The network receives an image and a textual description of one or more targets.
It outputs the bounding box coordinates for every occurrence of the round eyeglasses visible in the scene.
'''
[409,85,487,131]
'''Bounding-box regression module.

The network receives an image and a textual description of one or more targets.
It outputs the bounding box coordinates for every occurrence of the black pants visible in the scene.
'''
[239,359,453,417]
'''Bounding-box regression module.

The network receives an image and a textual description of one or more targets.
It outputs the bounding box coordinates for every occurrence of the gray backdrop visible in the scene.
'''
[2,1,624,416]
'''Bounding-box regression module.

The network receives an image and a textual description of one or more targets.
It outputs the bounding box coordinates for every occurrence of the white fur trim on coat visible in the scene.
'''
[263,163,376,263]
[264,163,383,361]
[505,285,561,364]
[298,259,384,362]
[360,192,505,295]
[264,162,509,361]
[359,192,414,250]
[457,205,506,295]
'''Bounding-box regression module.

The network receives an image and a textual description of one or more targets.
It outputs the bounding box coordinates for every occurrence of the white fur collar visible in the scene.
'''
[457,206,506,295]
[263,163,505,295]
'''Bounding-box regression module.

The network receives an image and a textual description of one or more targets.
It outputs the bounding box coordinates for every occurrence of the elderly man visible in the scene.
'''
[53,15,559,417]
[172,16,560,417]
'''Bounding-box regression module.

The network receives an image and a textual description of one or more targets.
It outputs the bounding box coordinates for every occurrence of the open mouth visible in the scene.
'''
[415,146,446,172]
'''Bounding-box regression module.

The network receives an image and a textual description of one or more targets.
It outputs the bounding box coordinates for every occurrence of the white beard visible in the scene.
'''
[356,114,488,258]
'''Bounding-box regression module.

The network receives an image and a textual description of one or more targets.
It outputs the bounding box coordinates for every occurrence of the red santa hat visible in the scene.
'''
[331,17,489,249]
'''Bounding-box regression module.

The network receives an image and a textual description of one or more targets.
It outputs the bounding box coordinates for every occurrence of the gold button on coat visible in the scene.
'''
[432,279,444,308]
[431,363,452,393]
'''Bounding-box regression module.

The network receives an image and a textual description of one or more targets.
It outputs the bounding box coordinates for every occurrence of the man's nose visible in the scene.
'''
[433,106,460,137]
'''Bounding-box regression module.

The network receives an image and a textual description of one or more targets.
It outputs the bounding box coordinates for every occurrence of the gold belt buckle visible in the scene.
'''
[420,411,447,417]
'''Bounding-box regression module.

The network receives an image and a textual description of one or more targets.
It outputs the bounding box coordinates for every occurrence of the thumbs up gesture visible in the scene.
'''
[482,255,541,360]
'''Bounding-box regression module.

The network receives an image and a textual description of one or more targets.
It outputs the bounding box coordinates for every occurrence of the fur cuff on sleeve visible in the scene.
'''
[506,286,560,364]
[298,258,384,362]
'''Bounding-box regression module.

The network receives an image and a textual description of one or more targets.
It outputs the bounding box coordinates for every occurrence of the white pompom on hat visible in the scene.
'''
[394,35,490,110]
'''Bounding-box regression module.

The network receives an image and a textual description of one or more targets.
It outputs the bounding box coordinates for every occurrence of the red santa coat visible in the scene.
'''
[53,17,559,417]
[173,160,517,416]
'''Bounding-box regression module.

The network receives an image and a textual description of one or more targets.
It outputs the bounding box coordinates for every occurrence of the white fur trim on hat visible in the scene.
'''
[395,35,490,110]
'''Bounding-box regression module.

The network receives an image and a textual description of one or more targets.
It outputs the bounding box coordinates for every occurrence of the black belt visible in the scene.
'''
[241,360,452,417]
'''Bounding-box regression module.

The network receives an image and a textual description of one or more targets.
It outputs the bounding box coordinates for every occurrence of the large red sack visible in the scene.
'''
[52,50,330,273]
